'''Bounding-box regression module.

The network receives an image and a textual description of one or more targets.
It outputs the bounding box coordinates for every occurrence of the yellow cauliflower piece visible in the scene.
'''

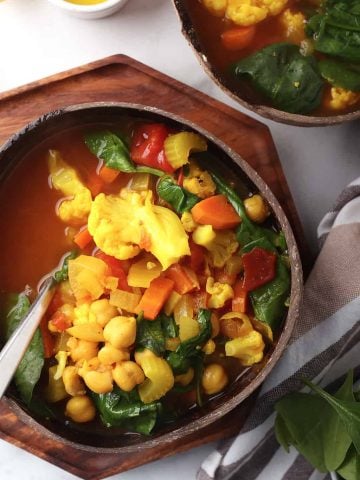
[88,189,190,270]
[226,0,287,26]
[181,212,198,233]
[54,351,69,380]
[48,150,92,226]
[225,330,265,366]
[260,0,288,16]
[202,0,227,16]
[183,162,216,199]
[193,225,239,268]
[328,88,360,111]
[226,0,268,26]
[280,8,305,44]
[206,277,234,309]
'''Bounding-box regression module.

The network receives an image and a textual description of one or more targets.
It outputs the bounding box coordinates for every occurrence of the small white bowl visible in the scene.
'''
[47,0,129,19]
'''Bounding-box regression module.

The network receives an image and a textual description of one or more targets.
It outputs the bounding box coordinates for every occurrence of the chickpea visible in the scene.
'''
[65,395,96,423]
[202,363,228,395]
[113,361,145,392]
[98,343,130,365]
[80,367,113,394]
[89,299,118,327]
[175,367,194,387]
[103,316,136,349]
[244,195,270,223]
[202,339,216,355]
[62,366,86,397]
[67,337,98,363]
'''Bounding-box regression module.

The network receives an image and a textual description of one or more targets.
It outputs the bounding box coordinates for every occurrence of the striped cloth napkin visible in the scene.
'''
[198,178,360,480]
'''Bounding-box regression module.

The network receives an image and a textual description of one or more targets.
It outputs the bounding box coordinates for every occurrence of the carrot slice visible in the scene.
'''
[165,264,198,295]
[98,165,120,184]
[191,194,241,229]
[221,26,256,51]
[135,277,175,320]
[74,226,93,250]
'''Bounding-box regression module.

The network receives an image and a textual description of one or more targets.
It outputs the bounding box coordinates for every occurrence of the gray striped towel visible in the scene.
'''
[198,178,360,480]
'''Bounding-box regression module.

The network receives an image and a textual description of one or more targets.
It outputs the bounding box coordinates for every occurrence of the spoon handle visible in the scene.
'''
[0,278,55,399]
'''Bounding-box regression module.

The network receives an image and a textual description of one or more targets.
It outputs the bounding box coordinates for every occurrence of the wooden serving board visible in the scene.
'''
[0,55,308,480]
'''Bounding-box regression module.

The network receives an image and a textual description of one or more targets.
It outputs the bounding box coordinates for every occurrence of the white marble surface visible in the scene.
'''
[0,0,359,479]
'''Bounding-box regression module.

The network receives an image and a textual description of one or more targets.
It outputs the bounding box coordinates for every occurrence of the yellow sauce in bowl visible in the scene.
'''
[65,0,107,5]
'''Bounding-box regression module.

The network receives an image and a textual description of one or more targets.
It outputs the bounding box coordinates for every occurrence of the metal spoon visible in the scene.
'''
[0,277,55,399]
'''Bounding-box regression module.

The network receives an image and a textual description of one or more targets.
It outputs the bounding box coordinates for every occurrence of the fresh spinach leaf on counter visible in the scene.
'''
[157,175,200,213]
[4,293,44,406]
[92,387,161,435]
[85,131,164,176]
[306,1,360,62]
[232,43,324,114]
[275,371,360,478]
[54,250,78,283]
[166,309,211,375]
[319,59,360,92]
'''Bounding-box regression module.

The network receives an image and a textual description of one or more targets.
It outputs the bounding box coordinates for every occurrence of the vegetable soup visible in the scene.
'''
[184,0,360,116]
[0,115,291,437]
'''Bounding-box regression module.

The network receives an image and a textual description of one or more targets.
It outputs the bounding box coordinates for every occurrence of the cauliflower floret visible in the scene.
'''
[225,330,265,366]
[328,87,360,111]
[206,277,234,309]
[181,212,198,233]
[260,0,287,16]
[183,162,216,199]
[202,0,227,16]
[88,189,190,270]
[226,0,268,26]
[48,150,92,226]
[54,351,69,380]
[280,8,305,44]
[193,225,239,268]
[226,0,287,26]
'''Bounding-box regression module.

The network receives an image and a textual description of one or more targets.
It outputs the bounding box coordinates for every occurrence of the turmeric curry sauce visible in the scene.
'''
[0,121,290,434]
[185,0,360,116]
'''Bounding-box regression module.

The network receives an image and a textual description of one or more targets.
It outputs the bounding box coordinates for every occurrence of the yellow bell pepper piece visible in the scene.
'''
[109,289,142,314]
[67,323,105,342]
[127,257,162,288]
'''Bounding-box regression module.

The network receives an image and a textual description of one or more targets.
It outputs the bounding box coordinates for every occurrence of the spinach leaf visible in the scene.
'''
[53,250,78,283]
[136,315,165,356]
[211,172,290,329]
[337,445,360,480]
[85,131,135,173]
[156,175,200,213]
[232,43,324,114]
[92,387,161,435]
[166,309,211,374]
[319,59,360,91]
[306,1,360,62]
[304,375,360,453]
[160,313,179,339]
[210,172,285,252]
[322,371,355,471]
[275,392,330,472]
[4,294,44,405]
[250,258,291,331]
[275,371,359,474]
[85,131,165,176]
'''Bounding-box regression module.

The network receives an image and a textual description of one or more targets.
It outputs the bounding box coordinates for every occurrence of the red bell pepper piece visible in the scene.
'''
[242,247,277,291]
[189,239,206,273]
[232,281,249,313]
[94,251,131,292]
[130,123,175,173]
